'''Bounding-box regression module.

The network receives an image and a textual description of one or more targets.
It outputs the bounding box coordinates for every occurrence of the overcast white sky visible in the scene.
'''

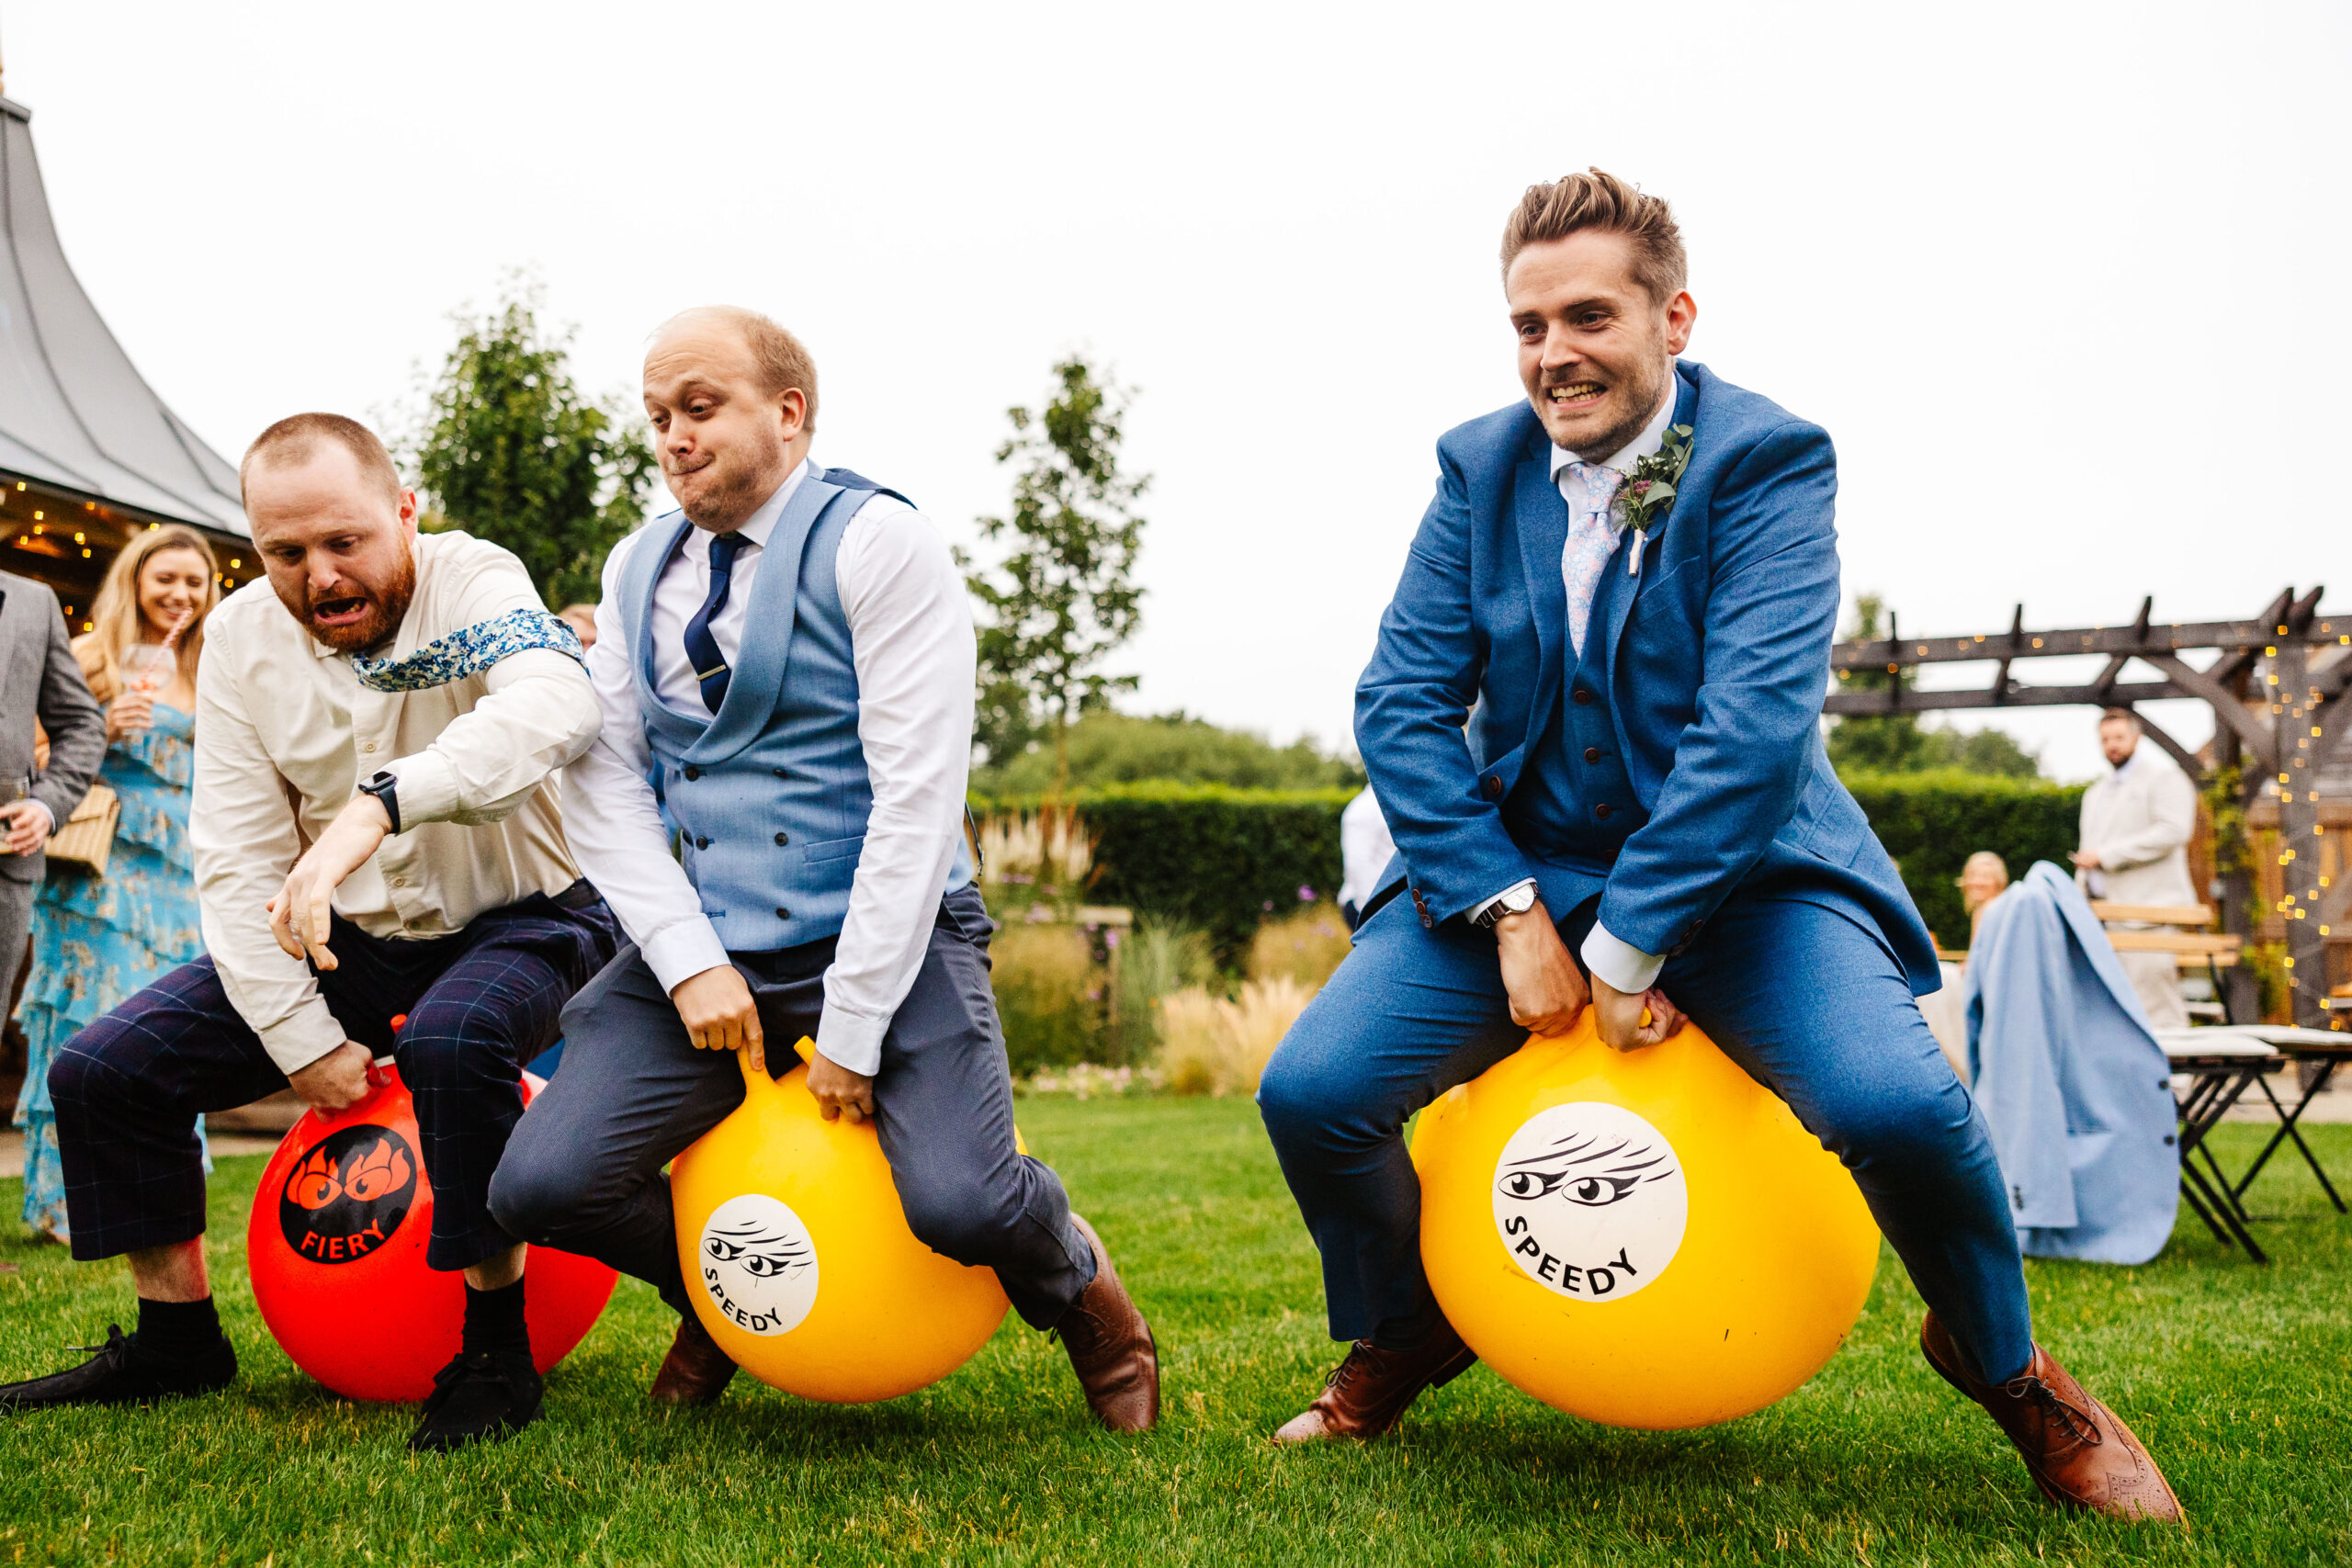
[10,2,2347,781]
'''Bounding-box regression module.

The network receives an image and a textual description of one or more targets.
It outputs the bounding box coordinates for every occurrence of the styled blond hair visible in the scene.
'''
[1500,169,1688,303]
[77,525,219,702]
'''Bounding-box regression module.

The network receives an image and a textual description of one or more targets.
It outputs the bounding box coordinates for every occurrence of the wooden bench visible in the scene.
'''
[2091,901,2242,1022]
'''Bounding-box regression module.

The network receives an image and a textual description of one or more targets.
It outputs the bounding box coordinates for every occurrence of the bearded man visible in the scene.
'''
[487,307,1158,1430]
[0,415,618,1452]
[1253,172,2184,1524]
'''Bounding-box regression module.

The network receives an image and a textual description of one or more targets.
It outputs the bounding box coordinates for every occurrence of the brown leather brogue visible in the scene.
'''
[647,1312,738,1406]
[1273,1319,1476,1443]
[1921,1311,2184,1525]
[1056,1214,1159,1431]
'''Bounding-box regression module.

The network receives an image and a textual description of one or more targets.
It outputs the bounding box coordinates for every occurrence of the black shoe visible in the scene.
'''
[409,1349,544,1453]
[0,1325,236,1412]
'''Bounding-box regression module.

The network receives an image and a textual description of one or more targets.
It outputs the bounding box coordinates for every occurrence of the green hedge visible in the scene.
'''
[1840,770,2086,948]
[976,773,2082,962]
[974,783,1352,959]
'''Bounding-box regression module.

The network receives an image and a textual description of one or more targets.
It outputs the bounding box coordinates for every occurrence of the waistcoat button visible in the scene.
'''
[772,767,786,778]
[683,765,701,781]
[1583,746,1601,763]
[695,836,710,849]
[774,831,789,846]
[1593,803,1612,820]
[1482,776,1503,800]
[775,907,790,919]
[1572,687,1595,705]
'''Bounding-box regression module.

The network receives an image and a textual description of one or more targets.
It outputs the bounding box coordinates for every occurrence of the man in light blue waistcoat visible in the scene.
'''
[1253,173,2181,1524]
[491,307,1159,1430]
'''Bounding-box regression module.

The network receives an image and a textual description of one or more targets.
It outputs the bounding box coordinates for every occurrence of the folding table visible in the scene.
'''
[2154,1030,2282,1262]
[2220,1024,2350,1214]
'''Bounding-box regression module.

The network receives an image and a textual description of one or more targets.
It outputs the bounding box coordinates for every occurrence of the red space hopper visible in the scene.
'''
[243,1027,616,1403]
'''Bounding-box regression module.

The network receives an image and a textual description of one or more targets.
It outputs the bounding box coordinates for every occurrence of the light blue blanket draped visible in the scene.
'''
[1963,861,2179,1264]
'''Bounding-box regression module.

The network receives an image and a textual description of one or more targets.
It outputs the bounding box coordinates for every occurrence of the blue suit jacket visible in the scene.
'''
[1355,360,1938,994]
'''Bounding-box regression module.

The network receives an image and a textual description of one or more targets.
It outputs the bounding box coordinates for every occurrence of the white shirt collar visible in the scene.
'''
[691,457,810,554]
[1549,369,1681,481]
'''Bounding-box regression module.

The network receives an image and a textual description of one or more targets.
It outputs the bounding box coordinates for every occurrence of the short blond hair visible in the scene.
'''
[665,306,820,433]
[1500,169,1688,303]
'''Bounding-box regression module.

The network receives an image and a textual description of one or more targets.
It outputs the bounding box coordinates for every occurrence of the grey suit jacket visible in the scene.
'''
[0,566,106,883]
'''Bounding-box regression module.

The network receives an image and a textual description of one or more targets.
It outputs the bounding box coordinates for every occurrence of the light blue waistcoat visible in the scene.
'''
[613,467,973,953]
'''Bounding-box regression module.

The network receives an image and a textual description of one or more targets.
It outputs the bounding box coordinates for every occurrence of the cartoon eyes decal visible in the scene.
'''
[705,1231,812,1279]
[1496,1134,1674,1208]
[284,1139,412,1210]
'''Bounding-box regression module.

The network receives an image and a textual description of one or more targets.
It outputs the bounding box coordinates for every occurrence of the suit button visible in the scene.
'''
[772,767,786,778]
[775,831,790,846]
[1572,687,1594,705]
[684,766,701,781]
[695,836,710,849]
[1584,747,1602,763]
[1593,803,1612,820]
[775,907,790,919]
[1482,776,1503,800]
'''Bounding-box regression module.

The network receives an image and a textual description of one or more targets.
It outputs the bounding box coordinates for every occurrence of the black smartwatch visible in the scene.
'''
[356,770,402,835]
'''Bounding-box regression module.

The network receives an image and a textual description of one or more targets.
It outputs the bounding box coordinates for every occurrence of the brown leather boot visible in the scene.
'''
[1055,1214,1159,1432]
[648,1312,738,1406]
[1273,1320,1476,1443]
[1920,1311,2184,1525]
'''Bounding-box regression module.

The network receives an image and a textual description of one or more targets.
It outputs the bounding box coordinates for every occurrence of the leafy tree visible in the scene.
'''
[964,355,1148,788]
[1827,594,2042,780]
[971,710,1364,797]
[405,278,656,608]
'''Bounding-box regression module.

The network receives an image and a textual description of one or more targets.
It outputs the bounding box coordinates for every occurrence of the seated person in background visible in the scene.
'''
[0,415,618,1454]
[2071,708,2197,1029]
[557,602,599,651]
[1337,785,1396,931]
[1959,851,2011,948]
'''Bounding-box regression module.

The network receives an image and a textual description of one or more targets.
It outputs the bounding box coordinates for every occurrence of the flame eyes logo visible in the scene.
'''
[1490,1104,1690,1301]
[277,1124,420,1266]
[283,1139,413,1211]
[705,1229,813,1280]
[696,1195,821,1336]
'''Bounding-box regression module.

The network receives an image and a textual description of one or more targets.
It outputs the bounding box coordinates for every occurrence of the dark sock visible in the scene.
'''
[1369,1305,1443,1354]
[461,1279,530,1358]
[136,1295,223,1362]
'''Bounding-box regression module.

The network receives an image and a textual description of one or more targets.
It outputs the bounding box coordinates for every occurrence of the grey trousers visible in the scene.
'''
[488,886,1094,1329]
[0,874,32,1019]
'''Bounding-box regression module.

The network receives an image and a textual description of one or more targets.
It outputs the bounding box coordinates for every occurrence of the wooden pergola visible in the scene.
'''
[1827,589,2349,1030]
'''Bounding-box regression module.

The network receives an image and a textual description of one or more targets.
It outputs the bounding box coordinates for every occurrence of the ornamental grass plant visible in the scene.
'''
[1157,976,1318,1098]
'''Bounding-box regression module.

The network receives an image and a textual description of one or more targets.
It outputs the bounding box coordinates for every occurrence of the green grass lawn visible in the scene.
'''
[4,1102,2348,1566]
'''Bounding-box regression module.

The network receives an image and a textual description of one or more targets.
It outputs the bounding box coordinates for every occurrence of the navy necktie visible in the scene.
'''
[683,531,746,713]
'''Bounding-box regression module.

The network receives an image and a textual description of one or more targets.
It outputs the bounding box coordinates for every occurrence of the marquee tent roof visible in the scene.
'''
[0,95,244,537]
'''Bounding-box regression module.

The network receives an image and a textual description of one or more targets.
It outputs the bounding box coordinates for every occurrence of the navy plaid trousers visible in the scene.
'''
[49,885,616,1270]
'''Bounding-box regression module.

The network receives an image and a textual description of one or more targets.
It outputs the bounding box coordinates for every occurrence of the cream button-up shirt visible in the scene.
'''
[190,528,601,1074]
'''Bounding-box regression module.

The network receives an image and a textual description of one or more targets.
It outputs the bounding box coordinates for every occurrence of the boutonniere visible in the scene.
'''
[1613,423,1693,576]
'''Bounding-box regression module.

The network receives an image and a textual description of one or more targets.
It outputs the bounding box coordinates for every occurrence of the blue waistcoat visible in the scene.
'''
[613,467,973,954]
[1504,561,1644,880]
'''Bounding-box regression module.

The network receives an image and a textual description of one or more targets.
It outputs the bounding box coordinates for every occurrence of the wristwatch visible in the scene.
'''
[356,770,402,836]
[1469,879,1538,931]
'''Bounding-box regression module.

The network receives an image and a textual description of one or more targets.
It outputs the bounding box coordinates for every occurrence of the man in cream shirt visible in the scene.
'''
[0,414,617,1453]
[2073,707,2199,1027]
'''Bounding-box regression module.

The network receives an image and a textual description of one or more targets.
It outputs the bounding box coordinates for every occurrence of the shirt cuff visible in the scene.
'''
[258,1000,351,1077]
[1469,877,1539,925]
[1580,921,1665,994]
[815,1001,888,1077]
[640,917,733,996]
[383,750,459,829]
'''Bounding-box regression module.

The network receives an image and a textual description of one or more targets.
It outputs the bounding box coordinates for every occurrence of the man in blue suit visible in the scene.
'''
[1257,171,2181,1523]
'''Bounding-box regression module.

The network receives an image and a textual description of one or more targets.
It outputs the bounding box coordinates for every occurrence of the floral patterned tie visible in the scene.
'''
[1559,462,1626,658]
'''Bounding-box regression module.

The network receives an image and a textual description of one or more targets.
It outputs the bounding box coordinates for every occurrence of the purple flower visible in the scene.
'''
[1297,886,1316,902]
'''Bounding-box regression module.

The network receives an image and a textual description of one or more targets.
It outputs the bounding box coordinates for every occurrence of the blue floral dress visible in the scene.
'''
[14,703,208,1239]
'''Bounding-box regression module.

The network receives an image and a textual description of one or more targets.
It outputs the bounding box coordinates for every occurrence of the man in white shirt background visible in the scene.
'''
[489,308,1159,1430]
[0,416,619,1453]
[2072,707,2199,1028]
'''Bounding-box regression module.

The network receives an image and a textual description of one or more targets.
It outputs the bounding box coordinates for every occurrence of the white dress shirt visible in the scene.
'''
[1338,786,1396,913]
[1472,378,1680,995]
[191,530,601,1074]
[564,458,974,1077]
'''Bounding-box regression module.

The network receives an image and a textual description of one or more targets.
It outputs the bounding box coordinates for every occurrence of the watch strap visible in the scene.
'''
[357,770,402,836]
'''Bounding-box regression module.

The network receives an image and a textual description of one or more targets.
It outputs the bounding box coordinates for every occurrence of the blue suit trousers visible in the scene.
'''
[1258,887,2035,1385]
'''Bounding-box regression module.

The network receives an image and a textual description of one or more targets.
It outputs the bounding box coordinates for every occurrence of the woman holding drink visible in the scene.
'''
[16,526,219,1241]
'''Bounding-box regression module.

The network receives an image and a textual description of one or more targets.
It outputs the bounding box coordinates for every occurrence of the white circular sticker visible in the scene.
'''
[696,1194,820,1336]
[1491,1101,1687,1302]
